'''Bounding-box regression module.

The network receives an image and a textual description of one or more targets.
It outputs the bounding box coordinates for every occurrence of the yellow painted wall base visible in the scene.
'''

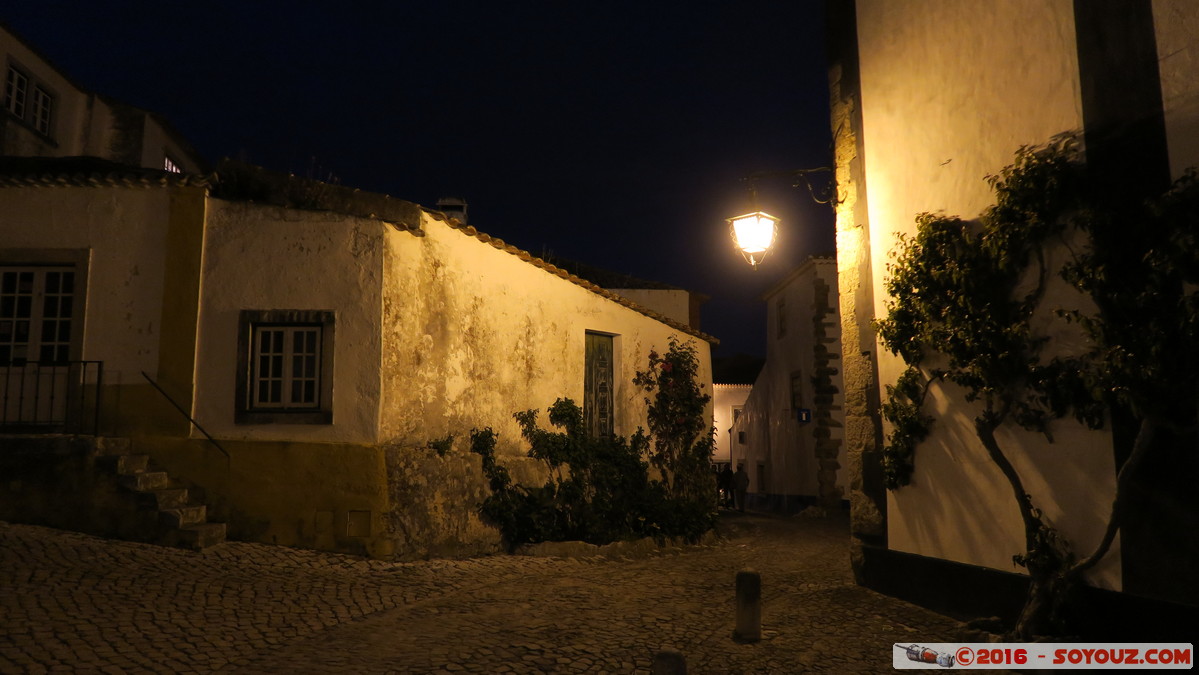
[129,434,514,560]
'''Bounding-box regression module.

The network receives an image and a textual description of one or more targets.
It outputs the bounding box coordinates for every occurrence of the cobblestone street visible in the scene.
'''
[1,511,1000,673]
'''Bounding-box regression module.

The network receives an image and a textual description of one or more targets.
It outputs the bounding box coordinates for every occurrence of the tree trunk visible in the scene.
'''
[1071,415,1158,577]
[975,412,1064,640]
[979,410,1160,639]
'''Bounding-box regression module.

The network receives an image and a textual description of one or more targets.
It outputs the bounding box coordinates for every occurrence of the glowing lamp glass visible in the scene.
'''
[728,211,779,268]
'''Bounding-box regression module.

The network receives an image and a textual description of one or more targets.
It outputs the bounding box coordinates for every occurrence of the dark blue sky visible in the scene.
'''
[5,1,835,357]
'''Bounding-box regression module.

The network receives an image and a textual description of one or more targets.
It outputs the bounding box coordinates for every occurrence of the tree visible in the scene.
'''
[472,336,717,546]
[633,337,718,520]
[876,137,1198,638]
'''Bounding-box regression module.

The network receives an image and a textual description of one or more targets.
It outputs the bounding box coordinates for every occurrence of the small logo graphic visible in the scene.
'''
[904,644,956,668]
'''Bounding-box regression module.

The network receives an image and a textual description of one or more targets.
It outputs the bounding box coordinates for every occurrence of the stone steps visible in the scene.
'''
[94,439,227,551]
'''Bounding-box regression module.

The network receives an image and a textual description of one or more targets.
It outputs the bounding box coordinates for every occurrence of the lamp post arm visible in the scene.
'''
[742,167,836,205]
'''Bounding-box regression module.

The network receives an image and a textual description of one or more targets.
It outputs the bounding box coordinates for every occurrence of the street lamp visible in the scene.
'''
[727,167,834,269]
[728,211,780,270]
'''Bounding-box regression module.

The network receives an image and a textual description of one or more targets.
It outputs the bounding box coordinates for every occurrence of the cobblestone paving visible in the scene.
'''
[1,512,1005,673]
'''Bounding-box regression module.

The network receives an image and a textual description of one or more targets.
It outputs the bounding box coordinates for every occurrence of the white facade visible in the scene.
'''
[843,0,1199,595]
[712,383,750,465]
[0,167,715,557]
[730,257,844,511]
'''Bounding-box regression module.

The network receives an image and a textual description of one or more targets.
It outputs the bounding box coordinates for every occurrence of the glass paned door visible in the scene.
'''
[1,266,76,427]
[0,267,74,364]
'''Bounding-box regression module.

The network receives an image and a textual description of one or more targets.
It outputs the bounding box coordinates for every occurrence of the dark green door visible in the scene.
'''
[584,332,613,437]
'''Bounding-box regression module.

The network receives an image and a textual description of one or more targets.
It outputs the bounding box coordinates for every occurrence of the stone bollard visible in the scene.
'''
[733,569,761,643]
[652,648,687,674]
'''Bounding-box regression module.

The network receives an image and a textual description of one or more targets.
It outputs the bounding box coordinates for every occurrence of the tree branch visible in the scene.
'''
[1071,414,1159,576]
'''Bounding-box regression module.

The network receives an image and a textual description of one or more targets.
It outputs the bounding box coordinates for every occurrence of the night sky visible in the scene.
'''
[4,2,835,358]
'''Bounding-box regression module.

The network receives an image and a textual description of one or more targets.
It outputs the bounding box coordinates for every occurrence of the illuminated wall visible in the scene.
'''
[846,0,1199,596]
[377,213,714,453]
[854,0,1113,587]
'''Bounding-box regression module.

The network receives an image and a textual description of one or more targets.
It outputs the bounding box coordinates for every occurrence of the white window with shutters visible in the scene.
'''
[250,325,321,409]
[236,310,334,425]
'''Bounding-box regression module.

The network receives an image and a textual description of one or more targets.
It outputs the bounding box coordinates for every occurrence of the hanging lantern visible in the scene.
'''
[728,211,780,269]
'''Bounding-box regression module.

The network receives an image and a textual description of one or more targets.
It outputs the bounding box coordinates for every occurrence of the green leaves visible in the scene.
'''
[470,340,716,548]
[876,136,1102,488]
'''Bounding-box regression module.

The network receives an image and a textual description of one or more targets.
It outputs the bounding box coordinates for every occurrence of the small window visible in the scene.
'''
[732,405,743,424]
[32,86,52,135]
[790,370,803,410]
[5,67,28,119]
[236,310,334,424]
[163,155,181,173]
[737,431,747,444]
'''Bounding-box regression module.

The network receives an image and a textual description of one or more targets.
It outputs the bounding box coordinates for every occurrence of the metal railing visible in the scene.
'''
[0,361,103,435]
[141,371,230,462]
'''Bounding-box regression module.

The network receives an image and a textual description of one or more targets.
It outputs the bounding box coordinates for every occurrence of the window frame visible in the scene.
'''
[789,370,804,411]
[4,62,55,140]
[0,249,89,365]
[5,65,28,119]
[31,84,52,135]
[235,310,334,425]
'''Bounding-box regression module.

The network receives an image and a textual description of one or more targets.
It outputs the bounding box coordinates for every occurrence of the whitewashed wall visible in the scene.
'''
[192,200,385,444]
[855,0,1121,589]
[379,213,713,456]
[1154,0,1199,177]
[713,384,750,464]
[0,186,175,382]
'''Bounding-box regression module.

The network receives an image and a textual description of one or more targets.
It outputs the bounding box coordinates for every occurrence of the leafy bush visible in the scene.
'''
[470,338,716,548]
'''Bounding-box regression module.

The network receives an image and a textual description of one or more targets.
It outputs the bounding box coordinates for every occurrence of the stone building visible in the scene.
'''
[827,0,1199,629]
[729,256,844,513]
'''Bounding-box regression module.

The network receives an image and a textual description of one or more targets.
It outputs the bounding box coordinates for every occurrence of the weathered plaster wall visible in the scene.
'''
[0,185,182,379]
[1154,0,1199,177]
[373,213,712,557]
[192,199,385,444]
[854,0,1121,589]
[379,213,714,456]
[712,384,750,464]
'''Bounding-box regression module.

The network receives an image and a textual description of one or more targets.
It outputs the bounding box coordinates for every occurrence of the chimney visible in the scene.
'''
[436,197,468,224]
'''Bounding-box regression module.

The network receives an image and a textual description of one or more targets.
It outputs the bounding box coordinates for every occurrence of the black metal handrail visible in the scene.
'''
[141,371,230,462]
[0,360,103,435]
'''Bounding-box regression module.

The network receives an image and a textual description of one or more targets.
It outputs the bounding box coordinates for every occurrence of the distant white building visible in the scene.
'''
[712,383,750,466]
